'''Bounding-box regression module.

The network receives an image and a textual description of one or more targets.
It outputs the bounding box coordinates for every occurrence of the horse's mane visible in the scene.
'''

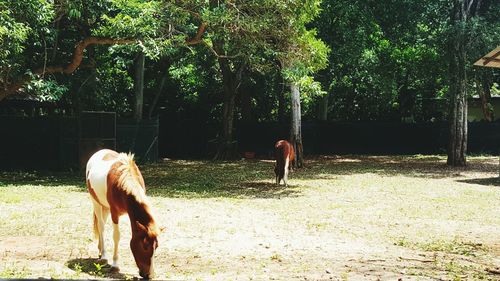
[115,153,147,202]
[114,153,159,236]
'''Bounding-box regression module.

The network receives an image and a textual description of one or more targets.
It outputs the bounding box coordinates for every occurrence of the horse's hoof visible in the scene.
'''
[96,258,108,265]
[110,266,120,273]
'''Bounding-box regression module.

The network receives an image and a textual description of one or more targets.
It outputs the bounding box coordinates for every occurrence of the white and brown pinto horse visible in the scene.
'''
[274,140,295,186]
[86,149,161,279]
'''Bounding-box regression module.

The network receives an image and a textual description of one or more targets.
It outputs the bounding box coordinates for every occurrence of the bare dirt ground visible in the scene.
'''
[0,155,499,280]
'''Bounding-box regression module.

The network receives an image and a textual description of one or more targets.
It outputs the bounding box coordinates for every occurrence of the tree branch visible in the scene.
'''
[0,36,136,102]
[201,40,242,59]
[185,22,208,45]
[465,0,475,17]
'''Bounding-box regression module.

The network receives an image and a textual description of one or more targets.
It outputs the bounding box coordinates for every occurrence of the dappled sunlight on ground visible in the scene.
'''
[0,155,499,280]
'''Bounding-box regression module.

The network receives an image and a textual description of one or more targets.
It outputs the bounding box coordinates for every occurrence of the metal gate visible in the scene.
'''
[78,111,116,168]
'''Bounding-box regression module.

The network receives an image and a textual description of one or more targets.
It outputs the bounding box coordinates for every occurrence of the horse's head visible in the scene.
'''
[131,221,159,279]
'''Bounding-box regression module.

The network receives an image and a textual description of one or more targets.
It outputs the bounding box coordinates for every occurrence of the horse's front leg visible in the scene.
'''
[110,212,121,271]
[111,222,120,270]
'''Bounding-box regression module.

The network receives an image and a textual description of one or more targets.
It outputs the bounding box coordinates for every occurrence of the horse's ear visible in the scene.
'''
[135,221,148,233]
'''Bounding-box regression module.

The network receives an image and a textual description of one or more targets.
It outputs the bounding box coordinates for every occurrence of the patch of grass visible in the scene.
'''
[395,237,486,257]
[270,253,283,262]
[420,240,485,257]
[0,193,23,204]
[0,266,29,278]
[66,258,129,279]
[440,260,489,280]
[394,237,412,248]
[306,221,330,231]
[71,262,83,275]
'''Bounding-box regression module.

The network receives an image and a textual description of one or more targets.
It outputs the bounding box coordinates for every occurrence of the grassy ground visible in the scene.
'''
[0,155,499,280]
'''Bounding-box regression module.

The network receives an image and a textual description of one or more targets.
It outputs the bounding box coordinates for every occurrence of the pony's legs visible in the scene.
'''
[112,222,120,269]
[100,207,110,261]
[92,200,110,262]
[91,200,104,258]
[283,156,290,187]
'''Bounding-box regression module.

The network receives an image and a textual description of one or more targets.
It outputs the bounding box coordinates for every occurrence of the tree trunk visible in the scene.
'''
[240,84,253,121]
[148,65,169,119]
[290,83,303,168]
[134,52,145,121]
[477,69,493,121]
[207,0,237,160]
[214,88,238,160]
[447,1,468,167]
[277,72,286,123]
[213,68,239,160]
[212,37,246,160]
[318,94,329,121]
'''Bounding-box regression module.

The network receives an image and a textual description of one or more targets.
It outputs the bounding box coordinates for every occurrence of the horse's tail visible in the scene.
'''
[93,212,99,240]
[275,141,289,184]
[275,140,294,186]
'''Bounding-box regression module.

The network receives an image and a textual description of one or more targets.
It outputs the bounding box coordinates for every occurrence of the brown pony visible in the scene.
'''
[86,149,161,279]
[274,140,295,186]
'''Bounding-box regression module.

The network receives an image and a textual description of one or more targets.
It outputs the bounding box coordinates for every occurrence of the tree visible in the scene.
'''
[475,68,494,121]
[313,0,450,122]
[289,83,303,166]
[133,52,145,120]
[446,0,498,166]
[171,1,328,160]
[0,0,142,102]
[280,4,329,168]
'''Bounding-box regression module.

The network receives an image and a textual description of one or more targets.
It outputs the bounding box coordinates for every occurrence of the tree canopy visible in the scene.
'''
[1,0,499,163]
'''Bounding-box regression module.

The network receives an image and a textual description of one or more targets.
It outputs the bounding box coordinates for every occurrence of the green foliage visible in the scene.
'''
[0,7,30,56]
[25,77,69,101]
[279,1,329,84]
[0,0,54,87]
[96,0,164,38]
[169,61,203,102]
[2,0,497,126]
[312,0,462,121]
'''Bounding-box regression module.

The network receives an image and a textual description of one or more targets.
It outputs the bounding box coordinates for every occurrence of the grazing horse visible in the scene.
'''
[86,149,161,279]
[274,140,295,186]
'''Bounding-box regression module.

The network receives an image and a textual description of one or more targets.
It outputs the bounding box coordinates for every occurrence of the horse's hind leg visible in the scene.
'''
[99,207,110,263]
[92,201,110,263]
[283,157,290,187]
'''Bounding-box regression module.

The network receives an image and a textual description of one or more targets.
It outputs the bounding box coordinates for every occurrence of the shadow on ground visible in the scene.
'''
[142,159,304,199]
[457,177,500,187]
[1,155,498,199]
[0,171,84,188]
[147,179,303,199]
[66,258,129,279]
[302,155,499,179]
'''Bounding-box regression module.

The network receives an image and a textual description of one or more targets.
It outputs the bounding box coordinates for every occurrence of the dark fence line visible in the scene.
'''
[117,118,159,163]
[0,116,158,170]
[160,120,500,158]
[0,115,497,170]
